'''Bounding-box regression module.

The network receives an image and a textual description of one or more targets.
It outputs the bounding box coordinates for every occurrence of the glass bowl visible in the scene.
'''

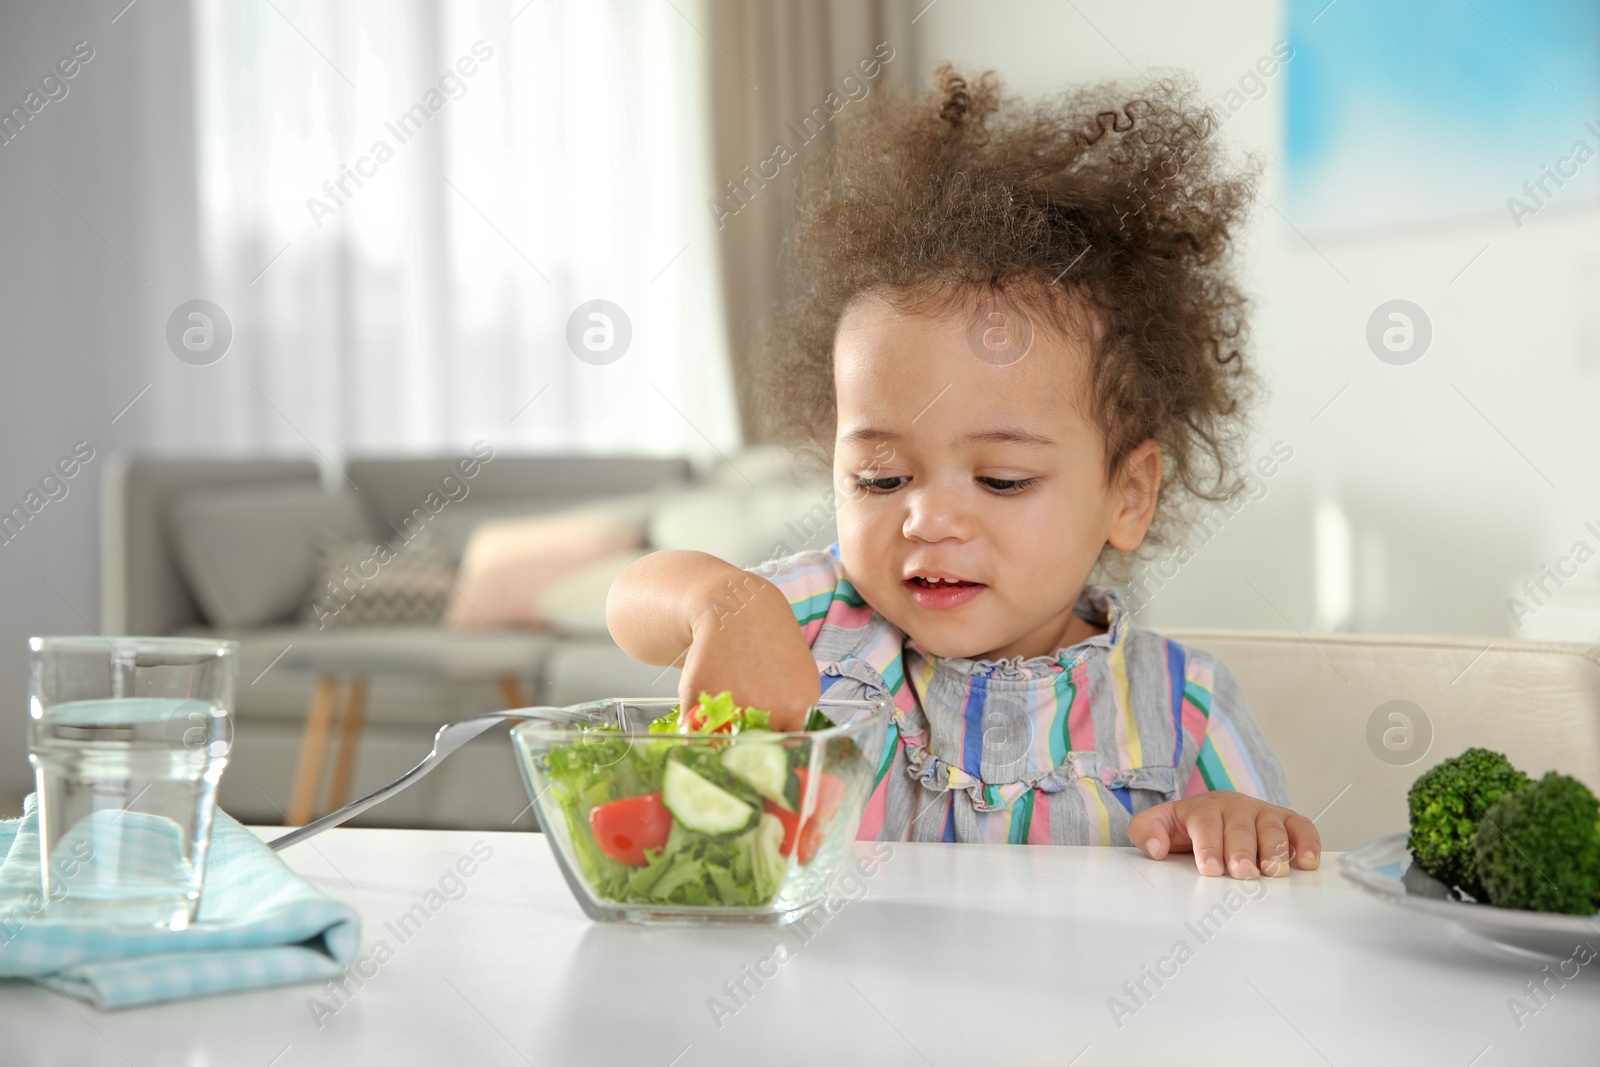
[510,697,890,925]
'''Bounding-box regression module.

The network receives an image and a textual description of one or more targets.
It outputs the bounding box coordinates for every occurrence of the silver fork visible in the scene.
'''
[266,704,601,852]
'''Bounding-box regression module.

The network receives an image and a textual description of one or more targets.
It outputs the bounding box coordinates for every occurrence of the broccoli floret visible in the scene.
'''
[1473,772,1600,915]
[1407,748,1530,898]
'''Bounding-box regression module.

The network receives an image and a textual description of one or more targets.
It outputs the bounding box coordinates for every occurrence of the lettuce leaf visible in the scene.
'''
[649,691,774,735]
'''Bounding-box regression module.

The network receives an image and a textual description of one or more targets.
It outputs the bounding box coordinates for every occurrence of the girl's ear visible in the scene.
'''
[1107,440,1162,552]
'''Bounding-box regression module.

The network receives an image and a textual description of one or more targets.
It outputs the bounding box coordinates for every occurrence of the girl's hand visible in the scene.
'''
[1128,791,1321,879]
[679,580,820,732]
[607,551,820,732]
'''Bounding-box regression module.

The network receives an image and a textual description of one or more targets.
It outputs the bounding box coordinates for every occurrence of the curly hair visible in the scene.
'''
[753,65,1260,558]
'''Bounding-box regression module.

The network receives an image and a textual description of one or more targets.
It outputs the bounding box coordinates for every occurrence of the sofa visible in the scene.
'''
[102,448,841,831]
[102,453,1600,851]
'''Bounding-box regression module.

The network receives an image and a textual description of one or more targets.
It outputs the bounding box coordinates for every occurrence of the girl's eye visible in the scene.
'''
[856,475,909,494]
[977,476,1038,495]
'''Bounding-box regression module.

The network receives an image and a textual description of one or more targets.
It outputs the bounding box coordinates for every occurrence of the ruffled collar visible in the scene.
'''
[904,585,1128,680]
[823,543,1131,682]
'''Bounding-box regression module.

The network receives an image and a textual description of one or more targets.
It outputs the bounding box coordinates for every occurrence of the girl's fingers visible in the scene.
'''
[1224,812,1259,879]
[1285,812,1322,870]
[1134,798,1320,878]
[1127,804,1176,859]
[1185,805,1226,876]
[1256,812,1292,877]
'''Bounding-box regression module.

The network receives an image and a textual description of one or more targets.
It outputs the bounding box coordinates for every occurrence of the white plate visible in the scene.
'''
[1339,832,1600,960]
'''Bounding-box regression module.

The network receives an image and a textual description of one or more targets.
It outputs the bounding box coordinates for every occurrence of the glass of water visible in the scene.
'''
[28,636,237,928]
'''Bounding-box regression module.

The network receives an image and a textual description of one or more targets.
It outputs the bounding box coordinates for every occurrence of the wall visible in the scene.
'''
[911,0,1599,640]
[0,0,201,810]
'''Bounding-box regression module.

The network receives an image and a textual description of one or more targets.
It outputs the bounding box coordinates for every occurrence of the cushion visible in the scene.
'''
[425,492,661,561]
[647,481,837,568]
[704,444,825,488]
[445,511,646,630]
[168,484,374,627]
[301,531,456,628]
[534,549,650,636]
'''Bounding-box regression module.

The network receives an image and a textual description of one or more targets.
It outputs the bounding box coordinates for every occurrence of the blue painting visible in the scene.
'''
[1284,0,1600,235]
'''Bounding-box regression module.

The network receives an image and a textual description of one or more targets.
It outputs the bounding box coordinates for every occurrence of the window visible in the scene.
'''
[190,0,737,458]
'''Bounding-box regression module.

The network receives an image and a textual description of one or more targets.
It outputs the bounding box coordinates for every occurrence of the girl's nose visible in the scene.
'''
[901,485,972,543]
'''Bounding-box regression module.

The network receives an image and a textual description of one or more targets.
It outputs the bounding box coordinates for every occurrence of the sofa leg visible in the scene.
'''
[289,674,340,826]
[498,674,529,709]
[326,675,370,813]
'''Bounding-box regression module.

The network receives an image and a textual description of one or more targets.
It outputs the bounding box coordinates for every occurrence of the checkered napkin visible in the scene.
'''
[0,794,360,1010]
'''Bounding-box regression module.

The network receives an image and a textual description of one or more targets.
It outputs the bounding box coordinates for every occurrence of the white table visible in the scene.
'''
[3,829,1594,1065]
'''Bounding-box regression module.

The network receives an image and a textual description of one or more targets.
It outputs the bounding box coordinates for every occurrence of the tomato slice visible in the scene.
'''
[682,704,733,734]
[795,768,844,820]
[793,768,846,865]
[764,799,800,856]
[589,793,673,866]
[798,820,827,865]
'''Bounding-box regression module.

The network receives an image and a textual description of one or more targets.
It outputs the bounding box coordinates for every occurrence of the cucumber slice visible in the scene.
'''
[721,741,793,811]
[663,759,758,835]
[751,812,788,897]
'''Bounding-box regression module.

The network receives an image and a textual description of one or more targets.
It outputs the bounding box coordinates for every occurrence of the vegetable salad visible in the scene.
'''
[541,693,847,908]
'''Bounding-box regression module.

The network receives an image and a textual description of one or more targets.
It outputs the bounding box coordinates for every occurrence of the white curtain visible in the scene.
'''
[172,0,739,462]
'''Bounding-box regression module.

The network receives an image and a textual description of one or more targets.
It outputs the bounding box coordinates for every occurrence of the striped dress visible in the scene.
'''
[749,545,1291,846]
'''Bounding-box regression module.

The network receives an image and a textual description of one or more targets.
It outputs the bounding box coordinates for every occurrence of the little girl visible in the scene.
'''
[608,67,1319,880]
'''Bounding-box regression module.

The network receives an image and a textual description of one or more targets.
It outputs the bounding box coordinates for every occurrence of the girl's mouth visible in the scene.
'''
[903,575,986,611]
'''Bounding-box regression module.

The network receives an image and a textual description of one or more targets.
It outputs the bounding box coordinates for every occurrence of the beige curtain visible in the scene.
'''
[705,0,920,441]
